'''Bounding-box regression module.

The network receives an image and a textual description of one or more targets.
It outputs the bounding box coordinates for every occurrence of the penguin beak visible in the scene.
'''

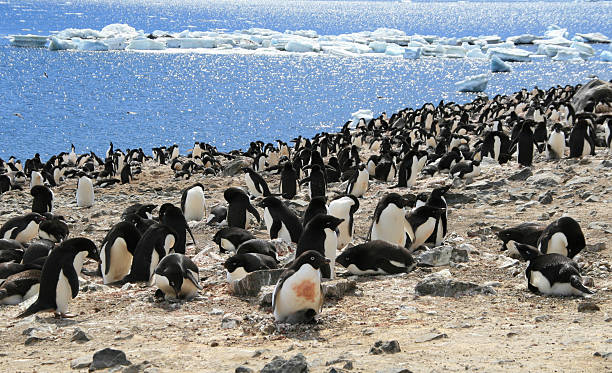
[324,258,331,264]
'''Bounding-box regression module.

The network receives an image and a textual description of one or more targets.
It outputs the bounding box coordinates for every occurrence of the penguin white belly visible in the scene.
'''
[55,270,73,314]
[346,264,385,275]
[76,177,94,207]
[386,164,396,182]
[102,238,132,284]
[245,175,262,197]
[582,139,591,157]
[274,265,322,321]
[493,137,501,161]
[30,172,44,188]
[329,201,351,249]
[24,283,40,301]
[530,271,582,296]
[407,162,419,187]
[149,251,160,284]
[184,189,205,221]
[546,232,568,256]
[351,171,369,197]
[154,274,174,298]
[164,234,176,252]
[220,238,236,252]
[323,228,338,279]
[435,218,444,245]
[226,267,248,282]
[548,132,565,159]
[372,206,406,246]
[258,157,266,171]
[1,294,24,305]
[410,217,437,249]
[278,222,292,243]
[369,141,381,152]
[179,276,199,300]
[367,160,376,176]
[605,125,612,150]
[264,209,274,235]
[15,221,39,244]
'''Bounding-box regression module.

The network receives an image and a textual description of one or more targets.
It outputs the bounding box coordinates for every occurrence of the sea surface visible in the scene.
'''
[1,0,611,160]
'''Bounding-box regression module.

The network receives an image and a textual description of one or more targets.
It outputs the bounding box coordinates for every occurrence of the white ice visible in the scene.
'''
[455,74,489,93]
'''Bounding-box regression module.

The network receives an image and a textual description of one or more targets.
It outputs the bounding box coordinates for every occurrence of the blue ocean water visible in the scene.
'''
[1,0,611,160]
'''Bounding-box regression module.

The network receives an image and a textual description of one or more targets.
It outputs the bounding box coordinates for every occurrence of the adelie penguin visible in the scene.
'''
[405,205,445,250]
[296,214,344,279]
[76,174,94,207]
[119,223,177,284]
[17,237,100,318]
[181,183,207,222]
[31,185,54,214]
[206,205,227,226]
[300,164,327,198]
[345,164,369,197]
[328,194,359,249]
[370,193,409,246]
[449,160,480,181]
[537,216,585,258]
[423,185,450,246]
[272,250,328,324]
[279,161,299,199]
[546,123,566,159]
[0,269,41,305]
[38,213,69,243]
[0,212,45,244]
[515,243,593,296]
[242,167,272,197]
[336,240,416,275]
[154,253,203,300]
[212,227,255,253]
[569,119,595,158]
[224,253,278,282]
[236,239,278,262]
[160,203,196,255]
[259,196,303,244]
[100,221,142,284]
[224,187,261,229]
[497,222,545,257]
[302,196,328,227]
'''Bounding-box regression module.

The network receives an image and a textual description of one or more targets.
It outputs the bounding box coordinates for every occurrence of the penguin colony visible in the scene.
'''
[0,81,610,326]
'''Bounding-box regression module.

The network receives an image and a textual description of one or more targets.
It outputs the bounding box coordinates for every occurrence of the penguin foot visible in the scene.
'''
[54,312,76,319]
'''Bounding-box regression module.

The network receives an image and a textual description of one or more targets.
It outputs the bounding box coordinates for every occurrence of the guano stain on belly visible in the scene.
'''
[292,280,316,302]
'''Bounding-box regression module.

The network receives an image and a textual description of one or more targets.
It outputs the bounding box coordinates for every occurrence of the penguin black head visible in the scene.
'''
[224,187,249,202]
[515,243,541,261]
[306,214,344,231]
[223,255,244,273]
[291,250,330,271]
[61,237,100,262]
[24,212,46,225]
[258,196,283,209]
[431,185,451,198]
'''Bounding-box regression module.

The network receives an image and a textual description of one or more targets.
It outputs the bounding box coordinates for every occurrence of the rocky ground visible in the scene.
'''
[0,148,611,373]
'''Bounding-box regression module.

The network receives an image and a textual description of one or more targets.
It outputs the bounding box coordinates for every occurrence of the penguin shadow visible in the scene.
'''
[272,319,324,341]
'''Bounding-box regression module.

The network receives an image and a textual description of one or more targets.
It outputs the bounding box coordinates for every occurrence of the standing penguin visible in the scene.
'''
[516,121,535,167]
[537,216,585,258]
[569,119,595,158]
[181,183,207,222]
[30,185,54,214]
[242,168,272,197]
[395,151,420,188]
[159,203,196,255]
[604,117,611,151]
[546,123,566,159]
[405,205,444,250]
[300,164,327,198]
[302,196,328,227]
[345,164,369,197]
[424,185,450,246]
[100,221,142,284]
[279,161,299,199]
[259,196,303,244]
[17,237,99,318]
[121,224,177,284]
[370,193,409,246]
[272,250,328,324]
[328,194,359,249]
[0,213,45,244]
[154,253,203,300]
[76,174,94,207]
[296,214,344,279]
[515,243,593,296]
[224,187,261,229]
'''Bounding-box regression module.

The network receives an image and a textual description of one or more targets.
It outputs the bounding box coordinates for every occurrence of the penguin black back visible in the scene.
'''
[30,185,53,214]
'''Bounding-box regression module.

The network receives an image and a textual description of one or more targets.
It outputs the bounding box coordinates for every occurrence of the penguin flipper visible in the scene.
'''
[62,262,80,298]
[270,220,282,240]
[16,300,45,319]
[247,203,261,223]
[186,269,203,290]
[375,258,407,274]
[570,275,593,295]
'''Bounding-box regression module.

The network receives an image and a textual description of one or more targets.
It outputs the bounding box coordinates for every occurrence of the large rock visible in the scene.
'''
[230,269,284,296]
[571,79,612,113]
[222,158,252,177]
[526,172,561,186]
[89,348,131,371]
[416,246,469,267]
[415,271,495,297]
[260,353,308,373]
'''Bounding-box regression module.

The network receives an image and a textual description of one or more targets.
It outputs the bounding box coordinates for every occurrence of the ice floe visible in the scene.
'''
[490,55,512,73]
[455,74,489,93]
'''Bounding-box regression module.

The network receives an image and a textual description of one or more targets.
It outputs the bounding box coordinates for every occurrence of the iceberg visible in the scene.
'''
[552,49,583,62]
[443,45,466,58]
[544,25,568,39]
[55,28,102,40]
[350,109,374,127]
[490,55,512,72]
[177,38,216,49]
[100,24,140,39]
[455,74,489,93]
[369,41,388,53]
[103,37,128,50]
[77,39,109,51]
[601,51,612,62]
[534,36,572,47]
[570,41,595,58]
[506,34,541,44]
[385,43,405,56]
[285,38,319,53]
[126,38,166,50]
[403,47,421,59]
[9,35,48,48]
[488,47,531,62]
[575,32,610,44]
[48,36,77,51]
